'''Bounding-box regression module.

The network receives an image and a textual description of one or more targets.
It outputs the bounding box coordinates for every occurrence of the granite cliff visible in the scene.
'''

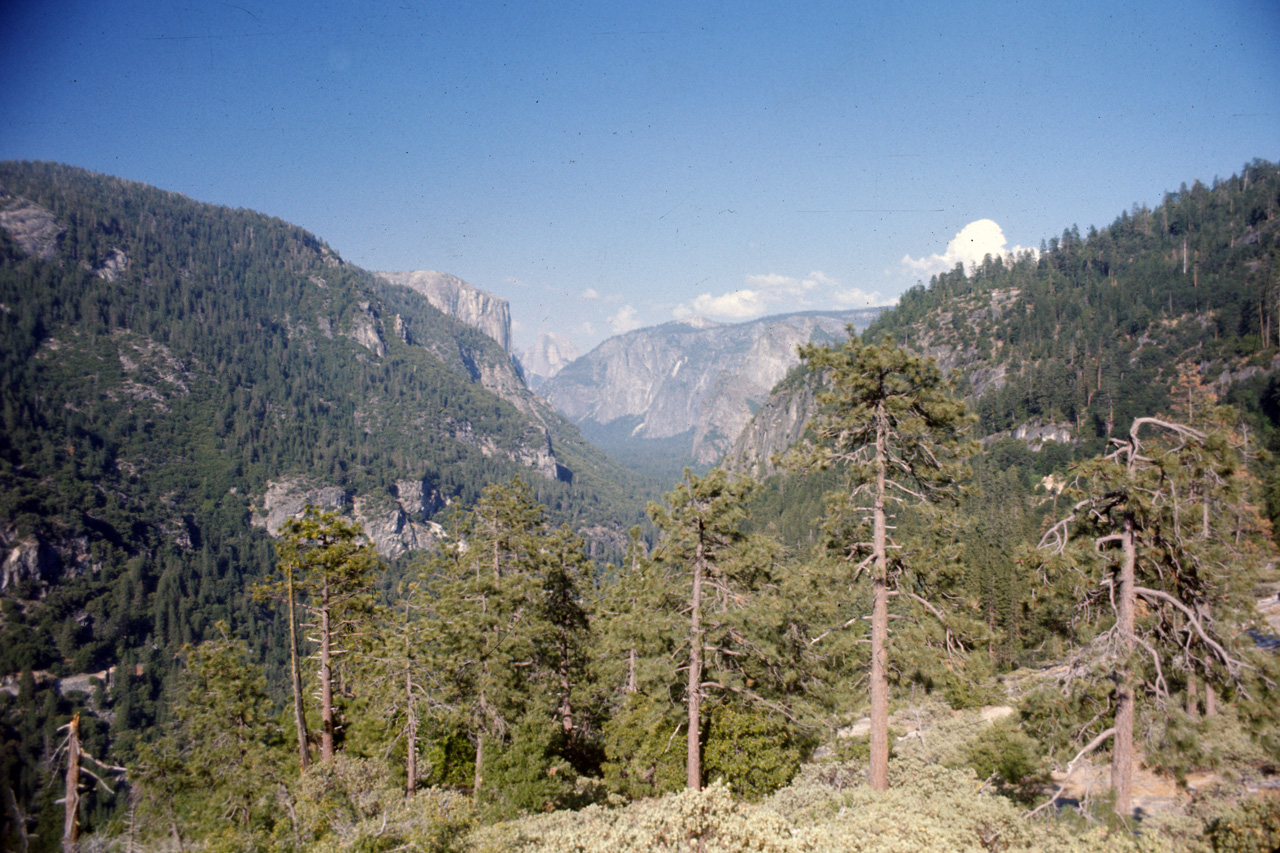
[542,309,882,469]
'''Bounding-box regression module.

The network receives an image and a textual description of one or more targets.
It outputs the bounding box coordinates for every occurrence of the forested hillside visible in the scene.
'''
[733,160,1280,536]
[3,161,1279,853]
[0,162,652,846]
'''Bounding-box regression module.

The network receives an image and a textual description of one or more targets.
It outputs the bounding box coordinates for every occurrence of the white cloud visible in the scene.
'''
[900,219,1036,280]
[581,287,600,299]
[607,304,642,334]
[833,286,889,308]
[675,270,843,322]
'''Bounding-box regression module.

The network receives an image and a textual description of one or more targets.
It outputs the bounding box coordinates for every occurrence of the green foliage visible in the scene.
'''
[480,714,579,819]
[704,705,810,800]
[1204,796,1280,853]
[292,756,475,852]
[130,627,289,849]
[600,693,686,800]
[474,755,1135,852]
[962,721,1046,799]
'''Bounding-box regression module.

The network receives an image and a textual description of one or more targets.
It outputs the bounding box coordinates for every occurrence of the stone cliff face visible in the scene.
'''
[517,332,580,390]
[376,270,512,353]
[253,476,450,559]
[542,310,882,466]
[0,187,63,261]
[721,372,818,479]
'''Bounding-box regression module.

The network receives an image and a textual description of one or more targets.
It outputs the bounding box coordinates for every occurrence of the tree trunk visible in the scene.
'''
[1205,681,1217,717]
[319,579,335,763]
[687,527,706,790]
[63,714,81,853]
[473,715,484,800]
[1186,677,1198,717]
[626,647,637,694]
[559,633,574,734]
[5,784,30,853]
[1111,513,1136,817]
[405,664,417,797]
[287,569,310,772]
[868,410,890,792]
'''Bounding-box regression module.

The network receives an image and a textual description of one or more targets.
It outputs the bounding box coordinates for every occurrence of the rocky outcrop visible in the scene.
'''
[346,301,386,357]
[95,249,129,281]
[1,526,97,594]
[376,270,512,353]
[0,188,63,261]
[254,477,450,559]
[981,420,1075,450]
[543,309,882,466]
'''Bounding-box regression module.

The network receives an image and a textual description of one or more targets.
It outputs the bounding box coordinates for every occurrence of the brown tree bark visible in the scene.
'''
[687,527,706,790]
[62,714,81,853]
[319,577,335,763]
[868,406,890,792]
[406,663,417,797]
[286,568,310,772]
[1111,513,1136,817]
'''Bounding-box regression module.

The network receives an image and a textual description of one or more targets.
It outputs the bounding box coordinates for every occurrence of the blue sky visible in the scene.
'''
[2,0,1277,355]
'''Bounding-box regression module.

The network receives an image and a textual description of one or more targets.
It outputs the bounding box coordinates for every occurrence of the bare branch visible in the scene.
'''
[1025,727,1117,819]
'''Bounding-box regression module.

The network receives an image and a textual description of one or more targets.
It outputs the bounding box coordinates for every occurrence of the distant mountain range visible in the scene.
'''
[539,309,883,473]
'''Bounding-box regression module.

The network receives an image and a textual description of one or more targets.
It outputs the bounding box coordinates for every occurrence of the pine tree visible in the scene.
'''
[1033,412,1275,815]
[648,468,756,791]
[787,332,973,791]
[265,507,380,763]
[422,477,546,799]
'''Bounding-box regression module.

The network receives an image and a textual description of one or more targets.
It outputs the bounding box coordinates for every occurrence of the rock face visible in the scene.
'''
[518,332,580,390]
[376,270,512,353]
[722,371,818,478]
[254,477,449,559]
[542,310,882,466]
[0,188,63,261]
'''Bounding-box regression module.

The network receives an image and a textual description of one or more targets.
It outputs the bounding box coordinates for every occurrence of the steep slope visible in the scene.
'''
[726,160,1280,481]
[541,309,882,472]
[375,269,513,353]
[0,161,646,681]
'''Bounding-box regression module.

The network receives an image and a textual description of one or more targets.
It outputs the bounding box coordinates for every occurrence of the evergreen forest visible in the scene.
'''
[2,160,1280,852]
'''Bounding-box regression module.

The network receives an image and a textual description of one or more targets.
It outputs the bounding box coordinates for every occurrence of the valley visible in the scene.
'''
[1,160,1279,852]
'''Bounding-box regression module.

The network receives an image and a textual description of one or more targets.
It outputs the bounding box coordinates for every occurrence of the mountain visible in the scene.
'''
[375,270,512,353]
[726,160,1280,484]
[540,309,883,474]
[517,331,580,390]
[0,161,648,682]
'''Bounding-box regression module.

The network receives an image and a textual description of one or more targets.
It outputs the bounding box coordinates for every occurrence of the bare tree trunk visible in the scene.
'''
[5,784,30,853]
[869,410,890,792]
[1112,514,1136,817]
[473,711,485,799]
[1205,682,1217,717]
[626,647,637,694]
[559,635,574,734]
[287,568,310,772]
[406,664,417,797]
[63,714,81,853]
[319,579,335,763]
[687,530,706,790]
[1186,677,1198,717]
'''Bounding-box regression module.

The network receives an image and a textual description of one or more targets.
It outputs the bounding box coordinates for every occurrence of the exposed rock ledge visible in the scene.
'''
[253,477,448,559]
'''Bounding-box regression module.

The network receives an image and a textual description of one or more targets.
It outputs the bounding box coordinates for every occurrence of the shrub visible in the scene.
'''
[963,720,1046,800]
[601,693,686,799]
[292,755,474,852]
[1204,796,1280,853]
[705,705,811,800]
